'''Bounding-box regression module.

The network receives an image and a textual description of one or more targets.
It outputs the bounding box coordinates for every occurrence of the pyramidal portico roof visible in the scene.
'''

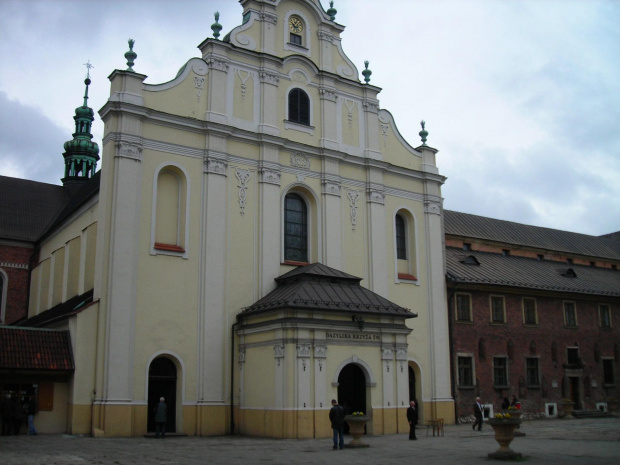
[241,263,416,318]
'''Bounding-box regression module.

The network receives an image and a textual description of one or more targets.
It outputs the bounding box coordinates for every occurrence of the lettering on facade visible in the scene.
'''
[326,332,381,341]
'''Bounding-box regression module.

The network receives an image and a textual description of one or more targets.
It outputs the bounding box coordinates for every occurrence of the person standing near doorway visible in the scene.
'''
[473,396,484,431]
[329,399,345,450]
[26,395,38,435]
[407,400,418,440]
[155,397,167,438]
[1,394,16,435]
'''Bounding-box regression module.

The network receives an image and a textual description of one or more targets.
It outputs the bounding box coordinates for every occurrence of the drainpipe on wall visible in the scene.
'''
[230,321,238,435]
[446,273,459,424]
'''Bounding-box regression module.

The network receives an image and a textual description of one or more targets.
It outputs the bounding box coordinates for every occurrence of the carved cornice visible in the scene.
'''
[396,348,408,361]
[204,155,228,176]
[115,141,142,161]
[322,179,341,196]
[297,343,311,358]
[274,343,284,358]
[317,30,336,43]
[314,344,327,359]
[367,187,385,205]
[206,57,230,73]
[259,71,280,86]
[382,346,394,360]
[424,199,442,215]
[319,87,338,102]
[362,99,380,114]
[260,167,281,185]
[259,11,278,25]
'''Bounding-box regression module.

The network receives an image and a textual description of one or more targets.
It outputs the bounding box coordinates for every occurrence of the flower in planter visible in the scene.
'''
[494,413,511,419]
[352,411,365,416]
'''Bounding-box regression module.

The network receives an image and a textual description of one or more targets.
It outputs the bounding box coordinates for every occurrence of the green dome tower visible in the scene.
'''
[62,65,100,188]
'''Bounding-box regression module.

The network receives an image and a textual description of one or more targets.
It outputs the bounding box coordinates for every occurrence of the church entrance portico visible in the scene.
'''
[236,263,417,438]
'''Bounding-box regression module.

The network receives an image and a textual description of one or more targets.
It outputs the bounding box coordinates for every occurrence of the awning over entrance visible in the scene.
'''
[240,263,417,319]
[0,327,74,374]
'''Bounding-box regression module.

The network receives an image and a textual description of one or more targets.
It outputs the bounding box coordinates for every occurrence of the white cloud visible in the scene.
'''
[0,0,618,235]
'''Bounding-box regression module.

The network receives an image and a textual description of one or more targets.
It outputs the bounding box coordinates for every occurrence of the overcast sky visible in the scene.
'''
[1,0,618,236]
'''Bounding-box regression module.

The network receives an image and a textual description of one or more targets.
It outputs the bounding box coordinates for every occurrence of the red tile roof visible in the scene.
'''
[0,327,74,371]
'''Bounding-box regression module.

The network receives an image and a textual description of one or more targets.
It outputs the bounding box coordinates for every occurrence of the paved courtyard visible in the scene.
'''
[1,417,619,465]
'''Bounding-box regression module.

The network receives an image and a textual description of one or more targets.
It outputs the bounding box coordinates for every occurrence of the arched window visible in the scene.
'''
[284,193,308,262]
[394,209,417,281]
[152,165,189,257]
[395,214,406,259]
[288,88,310,125]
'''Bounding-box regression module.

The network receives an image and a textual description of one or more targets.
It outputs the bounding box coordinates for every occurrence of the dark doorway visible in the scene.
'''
[569,377,581,409]
[408,366,417,403]
[147,357,177,433]
[337,363,367,434]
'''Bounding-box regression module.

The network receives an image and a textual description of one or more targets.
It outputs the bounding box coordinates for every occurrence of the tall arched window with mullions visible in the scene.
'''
[284,193,308,262]
[288,88,310,125]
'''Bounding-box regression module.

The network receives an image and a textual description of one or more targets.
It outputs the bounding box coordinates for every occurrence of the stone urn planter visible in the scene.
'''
[344,415,370,448]
[506,409,525,437]
[488,417,522,460]
[562,399,575,419]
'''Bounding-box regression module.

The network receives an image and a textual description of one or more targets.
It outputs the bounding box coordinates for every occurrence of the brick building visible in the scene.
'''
[444,210,620,422]
[0,177,71,325]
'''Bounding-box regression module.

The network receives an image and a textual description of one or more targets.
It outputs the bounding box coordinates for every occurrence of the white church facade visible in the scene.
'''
[16,0,453,437]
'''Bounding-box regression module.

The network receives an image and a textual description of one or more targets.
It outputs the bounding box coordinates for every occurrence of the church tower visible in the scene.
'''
[61,65,100,189]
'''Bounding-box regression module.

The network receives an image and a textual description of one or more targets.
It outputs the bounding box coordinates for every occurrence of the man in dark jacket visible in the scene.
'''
[329,399,345,450]
[407,401,418,440]
[155,397,167,438]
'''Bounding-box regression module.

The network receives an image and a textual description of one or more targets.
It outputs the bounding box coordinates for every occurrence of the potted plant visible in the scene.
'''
[561,398,575,418]
[344,412,370,448]
[487,413,522,460]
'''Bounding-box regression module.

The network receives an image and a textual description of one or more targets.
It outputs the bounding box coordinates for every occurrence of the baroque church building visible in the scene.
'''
[0,0,453,437]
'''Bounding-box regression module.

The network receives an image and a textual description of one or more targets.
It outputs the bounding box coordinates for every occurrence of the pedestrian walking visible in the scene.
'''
[473,396,484,431]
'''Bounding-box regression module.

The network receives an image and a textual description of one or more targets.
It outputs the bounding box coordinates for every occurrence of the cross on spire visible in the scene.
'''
[84,60,94,79]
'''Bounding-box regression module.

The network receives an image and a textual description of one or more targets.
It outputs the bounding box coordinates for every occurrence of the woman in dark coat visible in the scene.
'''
[155,397,167,438]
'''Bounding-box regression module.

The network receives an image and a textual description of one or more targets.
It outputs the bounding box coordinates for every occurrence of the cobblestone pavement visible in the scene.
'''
[0,417,619,465]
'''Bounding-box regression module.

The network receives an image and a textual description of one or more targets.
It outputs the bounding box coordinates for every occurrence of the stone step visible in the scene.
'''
[572,410,608,418]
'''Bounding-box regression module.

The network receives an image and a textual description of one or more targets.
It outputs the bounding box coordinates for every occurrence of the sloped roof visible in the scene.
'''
[241,263,416,318]
[445,210,620,261]
[17,290,94,328]
[446,248,620,297]
[0,173,100,244]
[0,327,74,372]
[0,176,68,242]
